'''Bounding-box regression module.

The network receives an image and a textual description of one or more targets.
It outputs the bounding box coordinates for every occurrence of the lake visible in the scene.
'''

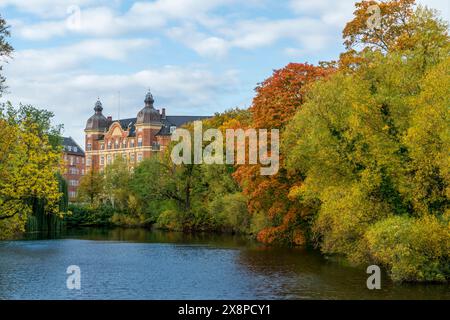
[0,227,448,300]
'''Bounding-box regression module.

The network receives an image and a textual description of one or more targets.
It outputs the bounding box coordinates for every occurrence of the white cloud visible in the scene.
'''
[9,0,232,40]
[2,44,239,144]
[0,0,117,18]
[167,24,229,58]
[7,38,154,75]
[168,17,333,58]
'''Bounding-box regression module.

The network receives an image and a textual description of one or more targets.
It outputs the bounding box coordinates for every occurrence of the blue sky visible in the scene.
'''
[0,0,448,146]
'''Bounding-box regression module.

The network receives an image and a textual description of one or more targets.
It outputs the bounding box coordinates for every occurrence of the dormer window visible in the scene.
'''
[170,126,177,133]
[74,147,78,152]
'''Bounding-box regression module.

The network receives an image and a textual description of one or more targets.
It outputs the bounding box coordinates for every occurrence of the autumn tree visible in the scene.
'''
[0,103,63,239]
[103,157,133,210]
[77,168,104,206]
[340,0,448,70]
[343,0,416,53]
[284,7,449,281]
[233,63,333,245]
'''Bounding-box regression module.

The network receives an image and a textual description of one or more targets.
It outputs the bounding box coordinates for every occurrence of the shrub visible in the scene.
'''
[111,213,150,227]
[156,209,184,231]
[208,193,250,233]
[64,204,114,227]
[365,215,450,282]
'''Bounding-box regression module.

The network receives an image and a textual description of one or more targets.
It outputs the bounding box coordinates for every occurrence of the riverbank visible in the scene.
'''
[64,203,255,236]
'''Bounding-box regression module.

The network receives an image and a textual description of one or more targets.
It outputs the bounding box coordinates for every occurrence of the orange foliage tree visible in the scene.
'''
[233,63,333,245]
[340,0,417,70]
[343,0,416,52]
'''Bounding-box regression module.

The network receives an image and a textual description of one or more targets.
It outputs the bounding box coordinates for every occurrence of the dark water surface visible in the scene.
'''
[0,228,448,300]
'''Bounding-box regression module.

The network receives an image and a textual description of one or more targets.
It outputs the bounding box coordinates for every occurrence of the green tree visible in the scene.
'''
[103,157,133,211]
[0,103,63,239]
[77,168,104,206]
[0,14,13,95]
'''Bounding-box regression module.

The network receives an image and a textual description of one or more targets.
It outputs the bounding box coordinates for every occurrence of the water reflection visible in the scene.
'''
[0,227,447,300]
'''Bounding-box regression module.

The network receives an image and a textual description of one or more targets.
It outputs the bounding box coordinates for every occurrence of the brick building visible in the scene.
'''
[62,137,85,201]
[84,90,209,172]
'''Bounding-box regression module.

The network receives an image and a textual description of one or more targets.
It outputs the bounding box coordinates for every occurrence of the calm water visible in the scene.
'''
[0,227,448,300]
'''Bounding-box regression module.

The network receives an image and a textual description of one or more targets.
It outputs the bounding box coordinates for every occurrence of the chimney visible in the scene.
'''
[107,116,112,123]
[161,108,166,119]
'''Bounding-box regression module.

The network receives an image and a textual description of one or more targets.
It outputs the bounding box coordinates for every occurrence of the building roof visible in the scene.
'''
[102,115,210,138]
[117,118,137,137]
[62,137,85,156]
[157,116,211,136]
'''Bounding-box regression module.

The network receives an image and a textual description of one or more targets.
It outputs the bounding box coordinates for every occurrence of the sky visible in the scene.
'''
[0,0,449,146]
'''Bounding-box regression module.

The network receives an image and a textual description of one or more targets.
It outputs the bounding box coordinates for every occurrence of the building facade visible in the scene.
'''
[84,91,209,172]
[62,137,85,201]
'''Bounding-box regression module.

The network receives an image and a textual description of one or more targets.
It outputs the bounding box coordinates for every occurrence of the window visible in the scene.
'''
[101,143,105,150]
[138,137,143,147]
[107,155,112,165]
[122,153,127,160]
[69,191,76,198]
[137,153,143,162]
[130,153,135,162]
[64,155,68,161]
[81,169,85,175]
[82,158,85,164]
[107,141,112,149]
[74,147,78,152]
[70,156,74,166]
[170,126,177,133]
[87,156,92,166]
[130,140,135,148]
[67,146,72,152]
[100,156,105,165]
[122,141,127,148]
[115,140,119,149]
[69,180,78,186]
[76,157,80,164]
[87,143,92,151]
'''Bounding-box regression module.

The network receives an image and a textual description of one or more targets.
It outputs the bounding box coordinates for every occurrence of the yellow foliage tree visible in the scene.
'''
[0,103,62,239]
